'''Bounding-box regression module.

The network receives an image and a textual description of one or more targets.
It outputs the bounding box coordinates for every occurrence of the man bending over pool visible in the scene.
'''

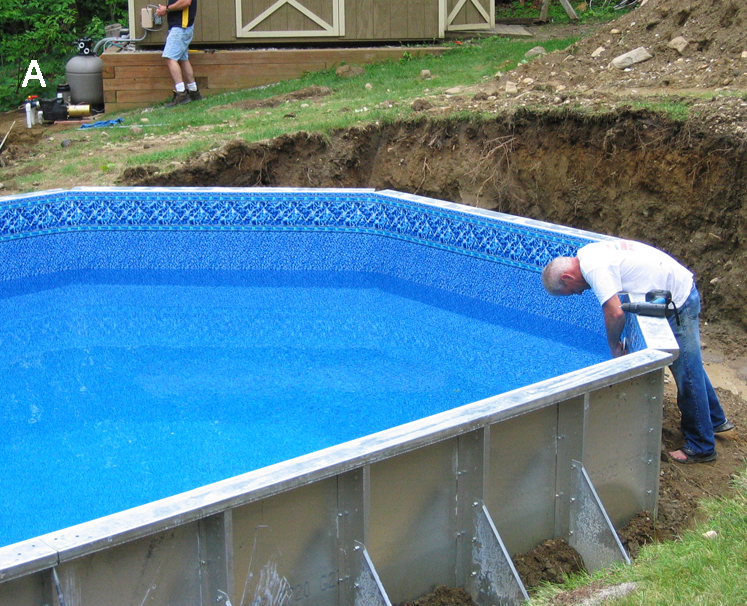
[541,239,734,464]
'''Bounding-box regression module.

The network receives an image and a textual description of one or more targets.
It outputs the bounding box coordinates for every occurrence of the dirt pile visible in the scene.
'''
[511,0,747,92]
[513,538,585,588]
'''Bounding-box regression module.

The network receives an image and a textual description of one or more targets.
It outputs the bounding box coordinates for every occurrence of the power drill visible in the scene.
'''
[620,290,672,318]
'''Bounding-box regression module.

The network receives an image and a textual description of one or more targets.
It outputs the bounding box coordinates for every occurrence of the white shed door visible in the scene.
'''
[237,0,343,38]
[445,0,494,31]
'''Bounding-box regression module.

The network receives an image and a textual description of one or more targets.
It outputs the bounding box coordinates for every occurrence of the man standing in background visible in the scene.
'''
[156,0,201,106]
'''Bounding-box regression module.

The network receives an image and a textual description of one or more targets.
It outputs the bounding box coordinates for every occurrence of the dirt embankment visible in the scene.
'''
[124,107,747,336]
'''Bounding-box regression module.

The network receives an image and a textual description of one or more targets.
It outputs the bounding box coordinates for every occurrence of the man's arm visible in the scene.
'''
[156,0,191,17]
[602,294,626,357]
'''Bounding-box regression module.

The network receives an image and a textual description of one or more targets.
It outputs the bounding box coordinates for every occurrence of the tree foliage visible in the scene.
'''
[0,0,127,110]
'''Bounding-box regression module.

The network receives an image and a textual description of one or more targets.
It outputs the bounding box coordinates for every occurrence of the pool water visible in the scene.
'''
[0,269,607,547]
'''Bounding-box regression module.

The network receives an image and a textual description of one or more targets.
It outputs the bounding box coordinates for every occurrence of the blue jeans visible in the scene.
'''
[667,284,726,455]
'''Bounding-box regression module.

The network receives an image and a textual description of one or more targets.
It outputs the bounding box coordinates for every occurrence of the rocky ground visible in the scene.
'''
[2,0,747,603]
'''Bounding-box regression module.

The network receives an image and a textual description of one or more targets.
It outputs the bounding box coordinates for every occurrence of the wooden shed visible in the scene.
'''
[127,0,495,46]
[105,0,490,111]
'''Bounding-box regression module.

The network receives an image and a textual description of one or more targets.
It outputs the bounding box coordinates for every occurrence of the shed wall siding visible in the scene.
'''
[130,0,444,44]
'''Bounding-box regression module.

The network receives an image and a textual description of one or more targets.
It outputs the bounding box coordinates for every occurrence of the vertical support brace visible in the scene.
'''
[644,370,665,517]
[352,541,392,606]
[568,461,631,572]
[198,511,234,606]
[456,427,486,588]
[467,502,529,606]
[554,395,587,539]
[338,468,367,606]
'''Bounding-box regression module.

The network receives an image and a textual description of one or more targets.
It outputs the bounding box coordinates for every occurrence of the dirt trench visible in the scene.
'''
[124,108,747,334]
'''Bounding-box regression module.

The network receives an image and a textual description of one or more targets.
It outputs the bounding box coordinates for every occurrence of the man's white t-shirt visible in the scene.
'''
[577,240,693,308]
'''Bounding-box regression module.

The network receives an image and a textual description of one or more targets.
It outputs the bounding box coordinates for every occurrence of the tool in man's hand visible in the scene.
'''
[621,290,679,324]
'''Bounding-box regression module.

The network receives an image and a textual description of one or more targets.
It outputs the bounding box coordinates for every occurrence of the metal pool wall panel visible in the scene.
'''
[368,439,459,603]
[55,521,204,606]
[584,372,665,526]
[231,478,340,606]
[485,404,563,555]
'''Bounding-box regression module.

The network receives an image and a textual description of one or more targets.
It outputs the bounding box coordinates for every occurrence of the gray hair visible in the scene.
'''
[541,257,574,295]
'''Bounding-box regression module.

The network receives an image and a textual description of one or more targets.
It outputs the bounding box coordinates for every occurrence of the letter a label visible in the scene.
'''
[22,61,47,88]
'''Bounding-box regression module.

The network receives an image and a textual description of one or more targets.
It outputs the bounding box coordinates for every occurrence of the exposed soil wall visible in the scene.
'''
[125,110,747,332]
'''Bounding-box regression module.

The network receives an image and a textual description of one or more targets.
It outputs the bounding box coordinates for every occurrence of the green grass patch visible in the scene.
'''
[629,100,690,121]
[528,469,747,606]
[120,36,580,139]
[21,34,580,188]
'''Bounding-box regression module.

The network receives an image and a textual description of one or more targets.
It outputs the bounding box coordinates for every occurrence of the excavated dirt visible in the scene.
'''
[3,1,747,603]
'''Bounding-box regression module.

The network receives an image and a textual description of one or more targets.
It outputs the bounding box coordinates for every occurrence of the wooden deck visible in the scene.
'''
[101,46,447,112]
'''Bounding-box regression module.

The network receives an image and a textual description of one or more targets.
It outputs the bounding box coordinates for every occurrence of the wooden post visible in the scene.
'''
[539,0,579,22]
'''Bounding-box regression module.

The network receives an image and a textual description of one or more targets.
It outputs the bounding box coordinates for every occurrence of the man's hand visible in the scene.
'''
[611,339,627,358]
[155,4,168,17]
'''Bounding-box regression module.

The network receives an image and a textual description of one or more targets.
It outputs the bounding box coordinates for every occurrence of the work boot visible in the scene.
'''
[188,88,202,102]
[165,90,191,107]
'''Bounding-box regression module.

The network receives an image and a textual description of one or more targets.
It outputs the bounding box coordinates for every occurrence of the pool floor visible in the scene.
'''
[0,269,607,547]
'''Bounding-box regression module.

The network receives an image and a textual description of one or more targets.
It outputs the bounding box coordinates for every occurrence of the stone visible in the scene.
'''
[505,81,518,94]
[522,77,534,85]
[742,50,747,59]
[420,69,432,79]
[61,139,73,148]
[129,125,143,135]
[410,99,432,112]
[702,530,718,540]
[335,64,364,78]
[611,47,653,69]
[591,46,606,58]
[668,36,689,55]
[445,86,463,95]
[525,46,547,59]
[365,83,373,90]
[610,28,621,34]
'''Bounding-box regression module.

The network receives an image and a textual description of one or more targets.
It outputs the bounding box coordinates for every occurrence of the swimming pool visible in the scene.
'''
[0,188,673,606]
